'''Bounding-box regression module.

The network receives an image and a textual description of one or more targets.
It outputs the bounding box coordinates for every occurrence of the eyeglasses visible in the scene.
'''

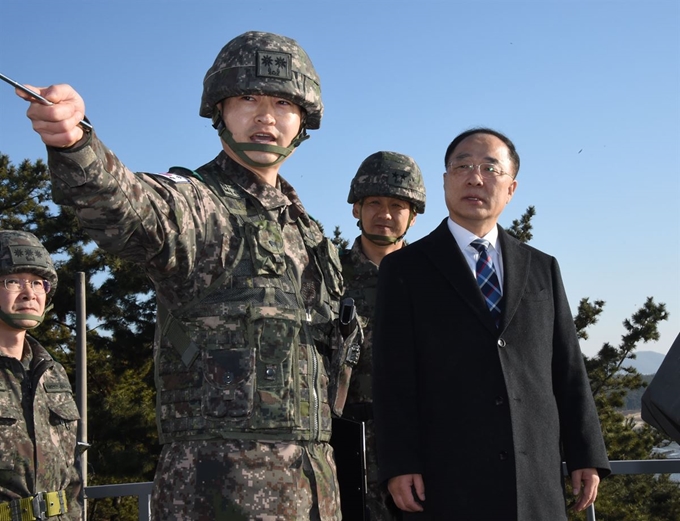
[446,163,514,180]
[0,278,52,294]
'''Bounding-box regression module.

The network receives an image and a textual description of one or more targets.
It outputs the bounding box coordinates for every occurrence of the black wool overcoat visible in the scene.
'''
[372,219,611,521]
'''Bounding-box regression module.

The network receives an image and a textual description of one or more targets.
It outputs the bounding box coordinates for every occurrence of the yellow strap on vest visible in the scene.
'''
[0,490,68,521]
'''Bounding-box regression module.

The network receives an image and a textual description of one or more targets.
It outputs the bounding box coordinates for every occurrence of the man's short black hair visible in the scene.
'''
[444,127,520,177]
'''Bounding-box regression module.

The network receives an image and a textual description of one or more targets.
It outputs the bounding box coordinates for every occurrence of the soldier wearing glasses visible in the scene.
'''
[0,230,82,521]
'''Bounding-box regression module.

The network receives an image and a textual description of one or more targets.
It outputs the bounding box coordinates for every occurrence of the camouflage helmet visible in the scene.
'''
[199,31,323,129]
[347,151,426,214]
[0,230,58,291]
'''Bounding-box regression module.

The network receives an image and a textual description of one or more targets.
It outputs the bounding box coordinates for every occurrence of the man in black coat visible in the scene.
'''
[372,128,611,520]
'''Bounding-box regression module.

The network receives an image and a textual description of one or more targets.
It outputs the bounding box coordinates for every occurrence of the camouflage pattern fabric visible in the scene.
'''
[152,439,340,520]
[200,31,323,129]
[46,133,347,519]
[340,238,399,521]
[0,336,82,520]
[0,230,58,290]
[346,152,426,214]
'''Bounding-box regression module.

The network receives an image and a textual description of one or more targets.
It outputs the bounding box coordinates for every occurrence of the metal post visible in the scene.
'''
[75,272,87,520]
[586,503,596,521]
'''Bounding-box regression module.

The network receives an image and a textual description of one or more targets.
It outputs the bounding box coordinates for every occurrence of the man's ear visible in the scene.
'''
[506,179,518,202]
[352,202,362,219]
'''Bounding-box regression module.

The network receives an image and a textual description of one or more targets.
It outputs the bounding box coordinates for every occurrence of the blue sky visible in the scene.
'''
[1,0,678,357]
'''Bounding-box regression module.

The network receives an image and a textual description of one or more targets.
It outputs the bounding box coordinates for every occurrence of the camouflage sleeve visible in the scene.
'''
[45,132,225,282]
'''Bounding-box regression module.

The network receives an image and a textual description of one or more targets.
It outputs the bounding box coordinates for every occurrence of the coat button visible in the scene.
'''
[499,451,508,460]
[497,338,506,348]
[495,396,504,406]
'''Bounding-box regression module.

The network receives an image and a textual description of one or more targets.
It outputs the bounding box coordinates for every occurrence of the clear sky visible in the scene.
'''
[1,0,678,357]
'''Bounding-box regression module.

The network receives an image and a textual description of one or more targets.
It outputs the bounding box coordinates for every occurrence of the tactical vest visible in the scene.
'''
[154,166,342,444]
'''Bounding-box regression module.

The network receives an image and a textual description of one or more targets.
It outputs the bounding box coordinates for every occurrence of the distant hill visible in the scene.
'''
[621,351,667,412]
[623,374,654,411]
[623,350,667,376]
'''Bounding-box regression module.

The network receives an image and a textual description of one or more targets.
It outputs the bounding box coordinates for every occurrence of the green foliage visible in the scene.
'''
[505,205,535,243]
[571,295,677,519]
[331,225,349,250]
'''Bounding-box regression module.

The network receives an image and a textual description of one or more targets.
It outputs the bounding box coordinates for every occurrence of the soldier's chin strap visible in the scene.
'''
[0,303,52,330]
[357,204,416,246]
[212,109,310,168]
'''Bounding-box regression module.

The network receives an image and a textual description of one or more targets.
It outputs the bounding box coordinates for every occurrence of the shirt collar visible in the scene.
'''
[446,218,500,252]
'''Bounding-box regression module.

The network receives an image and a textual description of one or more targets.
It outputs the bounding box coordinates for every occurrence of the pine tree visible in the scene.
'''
[331,225,350,250]
[570,297,678,520]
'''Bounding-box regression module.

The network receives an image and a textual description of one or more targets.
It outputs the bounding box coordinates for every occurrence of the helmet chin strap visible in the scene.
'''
[357,205,416,246]
[0,303,52,330]
[212,110,309,168]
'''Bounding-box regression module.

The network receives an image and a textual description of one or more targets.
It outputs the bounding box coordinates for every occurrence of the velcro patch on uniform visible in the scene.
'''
[147,172,191,184]
[218,182,240,198]
[387,170,412,188]
[9,245,51,268]
[257,51,292,80]
[43,381,73,393]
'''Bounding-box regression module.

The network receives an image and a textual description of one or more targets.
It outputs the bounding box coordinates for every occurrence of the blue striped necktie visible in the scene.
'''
[471,239,502,326]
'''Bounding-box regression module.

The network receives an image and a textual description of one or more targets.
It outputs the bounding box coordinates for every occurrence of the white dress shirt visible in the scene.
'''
[446,218,504,293]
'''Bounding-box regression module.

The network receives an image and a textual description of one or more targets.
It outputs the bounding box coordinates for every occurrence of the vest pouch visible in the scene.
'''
[244,220,286,276]
[201,340,256,420]
[0,391,19,469]
[44,378,80,467]
[247,306,301,429]
[314,237,344,300]
[0,382,19,422]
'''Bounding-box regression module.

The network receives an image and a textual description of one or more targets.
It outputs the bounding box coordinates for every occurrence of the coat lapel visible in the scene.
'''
[420,219,496,331]
[497,227,531,330]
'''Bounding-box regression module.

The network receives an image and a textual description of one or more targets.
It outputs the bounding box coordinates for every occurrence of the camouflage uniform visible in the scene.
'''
[46,134,355,519]
[43,30,361,519]
[0,338,82,521]
[339,152,426,521]
[339,239,391,520]
[0,230,82,521]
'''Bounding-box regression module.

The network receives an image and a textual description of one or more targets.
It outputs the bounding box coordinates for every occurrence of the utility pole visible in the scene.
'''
[75,272,88,520]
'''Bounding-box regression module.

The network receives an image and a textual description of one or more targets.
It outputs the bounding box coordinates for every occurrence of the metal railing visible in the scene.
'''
[84,482,153,521]
[578,459,680,521]
[84,459,680,521]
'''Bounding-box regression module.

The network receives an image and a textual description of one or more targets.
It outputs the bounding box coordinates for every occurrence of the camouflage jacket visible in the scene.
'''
[0,337,82,520]
[340,237,380,408]
[47,134,352,443]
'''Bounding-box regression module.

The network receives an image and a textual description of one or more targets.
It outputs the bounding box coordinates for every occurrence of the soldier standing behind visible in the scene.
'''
[338,152,426,520]
[16,31,360,520]
[0,230,82,521]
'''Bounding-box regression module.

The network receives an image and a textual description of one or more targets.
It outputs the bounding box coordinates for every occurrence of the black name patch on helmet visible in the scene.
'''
[257,51,292,80]
[9,245,50,268]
